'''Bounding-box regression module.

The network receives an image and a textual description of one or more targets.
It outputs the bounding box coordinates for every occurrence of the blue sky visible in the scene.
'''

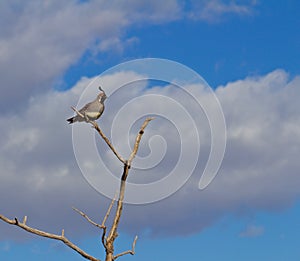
[1,1,300,260]
[62,0,300,88]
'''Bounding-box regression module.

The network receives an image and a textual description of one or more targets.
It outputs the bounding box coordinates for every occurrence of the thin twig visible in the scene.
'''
[101,191,118,227]
[113,235,138,260]
[71,106,85,119]
[100,191,117,248]
[72,207,104,229]
[0,214,100,261]
[71,106,126,164]
[72,207,108,249]
[90,121,126,164]
[128,117,154,165]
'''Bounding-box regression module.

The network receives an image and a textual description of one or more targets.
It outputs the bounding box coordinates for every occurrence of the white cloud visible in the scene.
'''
[0,0,181,112]
[188,0,256,22]
[0,0,259,114]
[1,69,300,240]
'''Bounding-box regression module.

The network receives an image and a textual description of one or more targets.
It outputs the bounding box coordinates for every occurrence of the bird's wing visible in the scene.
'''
[78,102,93,114]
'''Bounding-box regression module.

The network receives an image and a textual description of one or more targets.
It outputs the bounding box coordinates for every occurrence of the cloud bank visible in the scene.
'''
[1,69,299,239]
[0,0,257,113]
[0,0,181,112]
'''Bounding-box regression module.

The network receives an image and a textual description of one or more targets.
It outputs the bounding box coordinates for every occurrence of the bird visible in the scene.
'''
[67,88,107,124]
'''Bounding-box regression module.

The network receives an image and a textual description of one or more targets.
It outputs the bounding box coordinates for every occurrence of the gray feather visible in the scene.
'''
[67,91,106,124]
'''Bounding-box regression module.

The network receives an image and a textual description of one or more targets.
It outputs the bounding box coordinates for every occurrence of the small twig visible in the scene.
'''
[72,207,104,229]
[101,191,118,227]
[91,121,126,164]
[128,117,154,165]
[100,191,118,248]
[113,236,138,259]
[0,214,100,261]
[71,106,85,119]
[22,215,27,225]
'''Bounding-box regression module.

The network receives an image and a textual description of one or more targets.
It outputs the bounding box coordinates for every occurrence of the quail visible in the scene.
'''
[67,88,107,124]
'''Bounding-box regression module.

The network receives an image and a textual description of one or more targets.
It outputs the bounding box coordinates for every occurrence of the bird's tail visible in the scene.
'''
[67,117,76,124]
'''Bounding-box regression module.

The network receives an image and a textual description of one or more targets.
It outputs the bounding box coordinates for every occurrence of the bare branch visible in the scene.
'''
[0,214,100,261]
[71,105,126,164]
[90,121,126,164]
[101,191,117,227]
[128,117,154,165]
[101,226,107,248]
[106,117,153,252]
[72,207,104,229]
[114,236,138,260]
[1,116,154,261]
[72,191,117,251]
[71,106,84,118]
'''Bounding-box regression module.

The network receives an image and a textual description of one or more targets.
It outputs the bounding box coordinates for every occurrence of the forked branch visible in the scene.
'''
[113,235,138,259]
[0,116,153,261]
[105,117,153,260]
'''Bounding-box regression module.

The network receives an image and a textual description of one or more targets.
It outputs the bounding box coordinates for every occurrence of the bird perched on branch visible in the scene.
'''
[67,87,107,124]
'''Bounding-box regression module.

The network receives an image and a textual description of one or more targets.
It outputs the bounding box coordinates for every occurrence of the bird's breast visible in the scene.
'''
[85,112,101,118]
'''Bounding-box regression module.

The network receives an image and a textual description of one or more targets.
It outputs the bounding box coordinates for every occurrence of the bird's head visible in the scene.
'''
[97,91,107,103]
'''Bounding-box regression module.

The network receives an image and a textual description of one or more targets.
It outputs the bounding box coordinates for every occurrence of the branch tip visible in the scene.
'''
[23,216,27,225]
[73,207,104,230]
[113,235,138,259]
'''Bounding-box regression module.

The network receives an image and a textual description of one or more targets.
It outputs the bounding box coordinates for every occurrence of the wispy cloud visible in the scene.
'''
[240,224,265,238]
[188,0,257,22]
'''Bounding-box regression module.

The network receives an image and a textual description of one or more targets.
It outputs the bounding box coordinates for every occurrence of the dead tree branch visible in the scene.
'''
[0,115,153,261]
[0,215,100,261]
[102,191,118,228]
[104,117,153,261]
[128,117,154,165]
[91,121,126,164]
[71,106,126,164]
[72,207,104,229]
[113,236,138,260]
